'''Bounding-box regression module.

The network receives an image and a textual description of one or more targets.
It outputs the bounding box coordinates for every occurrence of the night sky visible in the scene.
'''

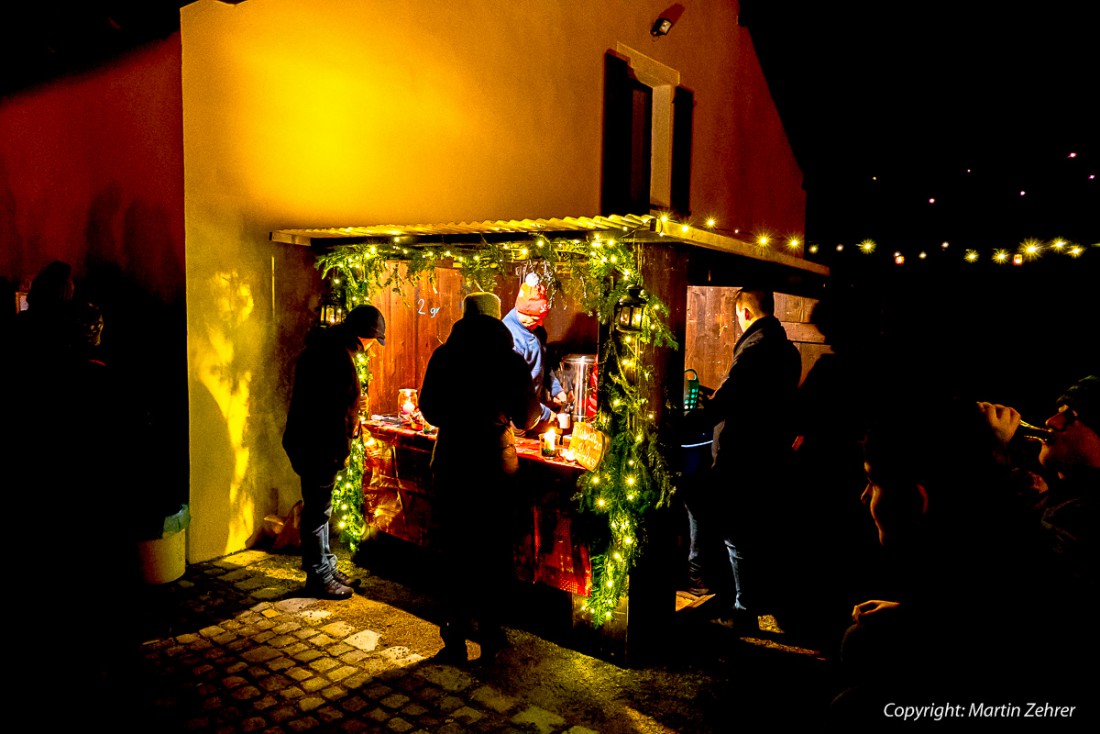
[738,0,1096,253]
[737,0,1098,412]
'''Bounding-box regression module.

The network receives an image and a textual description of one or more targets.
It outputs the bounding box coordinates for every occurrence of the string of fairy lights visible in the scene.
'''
[654,146,1097,267]
[315,231,677,627]
[650,213,1095,268]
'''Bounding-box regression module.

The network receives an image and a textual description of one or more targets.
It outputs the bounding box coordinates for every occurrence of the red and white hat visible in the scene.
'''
[515,273,549,318]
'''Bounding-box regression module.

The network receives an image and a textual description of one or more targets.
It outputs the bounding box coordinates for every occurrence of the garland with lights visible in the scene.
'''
[314,232,678,626]
[808,237,1095,266]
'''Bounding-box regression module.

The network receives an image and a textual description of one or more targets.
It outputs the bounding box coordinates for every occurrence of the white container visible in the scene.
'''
[138,529,187,584]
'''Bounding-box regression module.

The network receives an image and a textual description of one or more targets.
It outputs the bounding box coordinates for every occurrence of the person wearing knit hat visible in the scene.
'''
[502,274,568,434]
[420,288,541,664]
[462,291,502,320]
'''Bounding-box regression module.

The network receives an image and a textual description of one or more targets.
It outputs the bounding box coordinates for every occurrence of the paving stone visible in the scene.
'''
[223,676,250,690]
[438,695,465,713]
[307,633,337,647]
[286,667,313,682]
[299,610,332,623]
[286,715,321,731]
[562,727,599,734]
[339,649,371,664]
[280,687,306,701]
[293,649,324,664]
[242,646,283,664]
[367,707,391,723]
[379,646,424,665]
[302,677,331,693]
[308,657,340,673]
[401,702,429,717]
[342,696,370,713]
[380,693,411,709]
[274,621,303,634]
[451,706,484,724]
[274,598,318,614]
[268,657,296,672]
[321,621,358,638]
[252,586,287,600]
[418,666,475,692]
[240,715,268,732]
[386,718,414,733]
[232,685,263,701]
[327,665,360,682]
[470,686,517,714]
[268,705,299,724]
[321,685,348,700]
[365,684,394,699]
[200,625,228,638]
[316,704,346,724]
[299,695,326,712]
[345,630,380,652]
[343,671,375,690]
[270,635,300,649]
[327,643,355,656]
[510,705,567,734]
[253,694,280,711]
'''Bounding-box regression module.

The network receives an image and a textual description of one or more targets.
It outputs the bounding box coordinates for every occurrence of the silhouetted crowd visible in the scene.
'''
[679,287,1098,726]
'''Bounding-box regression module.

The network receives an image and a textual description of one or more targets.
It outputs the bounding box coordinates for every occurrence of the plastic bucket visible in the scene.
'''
[138,529,186,584]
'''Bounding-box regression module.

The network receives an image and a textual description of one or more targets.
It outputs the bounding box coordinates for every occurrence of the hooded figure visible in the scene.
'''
[419,292,541,663]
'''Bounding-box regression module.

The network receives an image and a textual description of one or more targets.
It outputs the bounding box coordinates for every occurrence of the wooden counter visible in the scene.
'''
[361,417,593,596]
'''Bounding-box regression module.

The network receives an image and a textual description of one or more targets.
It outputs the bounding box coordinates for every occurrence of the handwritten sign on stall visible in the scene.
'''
[570,421,610,472]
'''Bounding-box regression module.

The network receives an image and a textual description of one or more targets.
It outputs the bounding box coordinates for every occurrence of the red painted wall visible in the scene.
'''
[0,36,185,304]
[0,36,189,519]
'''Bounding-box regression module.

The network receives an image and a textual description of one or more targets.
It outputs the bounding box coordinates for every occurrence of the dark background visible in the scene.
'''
[736,0,1098,414]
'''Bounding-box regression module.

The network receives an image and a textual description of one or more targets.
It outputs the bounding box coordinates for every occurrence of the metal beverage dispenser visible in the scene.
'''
[561,354,597,423]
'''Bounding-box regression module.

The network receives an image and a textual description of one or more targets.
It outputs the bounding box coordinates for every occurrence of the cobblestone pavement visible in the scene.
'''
[67,545,836,733]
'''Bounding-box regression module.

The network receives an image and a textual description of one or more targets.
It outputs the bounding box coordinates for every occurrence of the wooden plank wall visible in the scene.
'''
[366,263,599,415]
[684,286,826,393]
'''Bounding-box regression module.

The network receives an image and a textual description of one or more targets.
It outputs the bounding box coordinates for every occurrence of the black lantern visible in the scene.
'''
[615,286,647,333]
[319,291,341,327]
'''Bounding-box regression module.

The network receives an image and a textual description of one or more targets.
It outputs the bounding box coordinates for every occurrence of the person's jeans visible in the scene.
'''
[723,536,749,612]
[300,474,337,583]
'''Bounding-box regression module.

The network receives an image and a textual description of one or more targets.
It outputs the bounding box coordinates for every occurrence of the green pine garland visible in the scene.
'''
[313,233,678,624]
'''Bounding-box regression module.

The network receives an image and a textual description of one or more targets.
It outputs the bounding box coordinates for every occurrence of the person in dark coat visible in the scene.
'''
[283,304,386,600]
[696,289,803,627]
[419,292,542,663]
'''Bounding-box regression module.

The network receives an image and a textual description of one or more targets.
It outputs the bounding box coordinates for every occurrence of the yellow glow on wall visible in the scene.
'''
[194,270,257,552]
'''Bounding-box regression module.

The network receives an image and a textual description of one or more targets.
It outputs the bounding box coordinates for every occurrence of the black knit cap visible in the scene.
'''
[344,304,386,345]
[1057,375,1099,432]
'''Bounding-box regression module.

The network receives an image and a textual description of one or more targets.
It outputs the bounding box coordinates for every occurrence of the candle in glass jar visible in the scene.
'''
[398,388,418,424]
[540,428,560,457]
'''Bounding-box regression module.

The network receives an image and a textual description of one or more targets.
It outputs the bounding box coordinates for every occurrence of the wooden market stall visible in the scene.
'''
[272,213,830,664]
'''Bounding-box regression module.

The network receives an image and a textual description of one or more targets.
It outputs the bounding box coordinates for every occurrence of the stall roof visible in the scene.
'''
[270,212,829,277]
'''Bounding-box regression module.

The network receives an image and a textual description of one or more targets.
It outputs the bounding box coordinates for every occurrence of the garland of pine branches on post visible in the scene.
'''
[314,231,677,626]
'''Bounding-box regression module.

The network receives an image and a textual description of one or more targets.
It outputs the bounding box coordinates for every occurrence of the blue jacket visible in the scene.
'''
[503,308,563,422]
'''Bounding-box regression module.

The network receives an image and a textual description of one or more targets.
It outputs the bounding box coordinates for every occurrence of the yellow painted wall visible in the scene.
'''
[180,0,804,561]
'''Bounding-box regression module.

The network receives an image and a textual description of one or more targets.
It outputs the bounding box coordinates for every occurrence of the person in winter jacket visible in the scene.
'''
[283,304,385,600]
[420,292,541,663]
[502,275,568,435]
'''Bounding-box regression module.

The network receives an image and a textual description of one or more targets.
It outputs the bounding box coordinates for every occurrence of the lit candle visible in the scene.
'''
[398,388,418,424]
[541,428,559,457]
